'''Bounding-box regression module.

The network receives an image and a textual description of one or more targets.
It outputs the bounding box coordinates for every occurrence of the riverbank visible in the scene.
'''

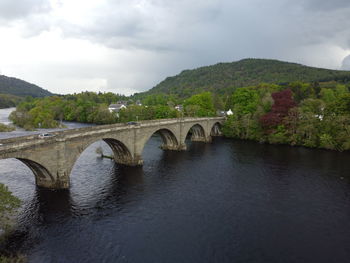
[0,123,15,132]
[0,183,23,262]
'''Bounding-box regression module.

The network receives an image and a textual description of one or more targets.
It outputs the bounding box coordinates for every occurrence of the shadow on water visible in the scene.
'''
[0,187,73,257]
[228,138,350,179]
[34,188,73,223]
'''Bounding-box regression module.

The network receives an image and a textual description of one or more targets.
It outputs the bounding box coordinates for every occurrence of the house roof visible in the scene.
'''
[109,103,126,109]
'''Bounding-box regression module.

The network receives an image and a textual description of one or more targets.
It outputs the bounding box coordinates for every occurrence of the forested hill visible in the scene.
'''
[144,59,350,97]
[0,75,52,97]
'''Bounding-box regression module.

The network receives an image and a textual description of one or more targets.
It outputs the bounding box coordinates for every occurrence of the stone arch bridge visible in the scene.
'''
[0,117,224,189]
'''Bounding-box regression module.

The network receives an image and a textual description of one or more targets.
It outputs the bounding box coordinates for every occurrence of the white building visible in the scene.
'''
[108,103,127,113]
[175,105,183,111]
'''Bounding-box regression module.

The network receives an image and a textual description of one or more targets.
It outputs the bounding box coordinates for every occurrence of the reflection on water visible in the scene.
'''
[0,107,14,125]
[0,134,350,263]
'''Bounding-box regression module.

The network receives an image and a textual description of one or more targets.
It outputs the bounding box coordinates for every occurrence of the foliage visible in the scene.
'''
[183,92,215,117]
[118,105,179,122]
[0,254,26,263]
[10,91,187,129]
[0,94,23,109]
[139,58,350,98]
[223,83,350,151]
[0,124,15,132]
[260,89,296,131]
[9,92,126,129]
[228,87,260,116]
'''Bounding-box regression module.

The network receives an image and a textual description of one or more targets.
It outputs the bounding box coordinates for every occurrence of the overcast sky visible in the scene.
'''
[1,0,350,95]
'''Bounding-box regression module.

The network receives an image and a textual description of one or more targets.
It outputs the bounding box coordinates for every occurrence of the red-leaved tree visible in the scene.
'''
[260,89,296,131]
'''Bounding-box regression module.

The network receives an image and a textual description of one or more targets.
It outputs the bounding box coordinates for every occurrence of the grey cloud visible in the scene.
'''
[341,55,350,70]
[3,0,350,95]
[57,0,224,52]
[49,0,350,92]
[296,0,350,11]
[0,0,51,20]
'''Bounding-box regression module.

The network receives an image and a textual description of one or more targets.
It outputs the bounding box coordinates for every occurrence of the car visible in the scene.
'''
[38,133,55,139]
[127,121,139,125]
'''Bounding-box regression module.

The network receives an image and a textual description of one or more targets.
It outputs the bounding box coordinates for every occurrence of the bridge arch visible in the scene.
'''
[16,158,55,188]
[210,122,222,136]
[66,137,134,178]
[155,128,179,150]
[103,138,133,164]
[138,128,181,157]
[184,123,209,142]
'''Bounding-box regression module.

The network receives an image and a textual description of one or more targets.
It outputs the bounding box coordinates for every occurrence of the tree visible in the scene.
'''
[320,88,336,104]
[260,89,296,131]
[300,98,325,115]
[184,92,215,117]
[289,82,314,102]
[327,93,350,115]
[229,87,259,116]
[213,94,225,110]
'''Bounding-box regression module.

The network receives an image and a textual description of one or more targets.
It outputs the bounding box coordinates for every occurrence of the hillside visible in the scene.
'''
[143,58,350,97]
[0,75,53,98]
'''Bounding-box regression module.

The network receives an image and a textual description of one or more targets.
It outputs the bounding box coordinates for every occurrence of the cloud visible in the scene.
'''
[0,0,51,20]
[1,0,350,95]
[296,0,350,11]
[341,55,350,70]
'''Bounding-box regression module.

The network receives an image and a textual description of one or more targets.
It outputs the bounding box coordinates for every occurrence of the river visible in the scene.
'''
[1,108,350,262]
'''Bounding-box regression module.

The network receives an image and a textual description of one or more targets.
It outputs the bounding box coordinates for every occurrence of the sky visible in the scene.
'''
[1,0,350,95]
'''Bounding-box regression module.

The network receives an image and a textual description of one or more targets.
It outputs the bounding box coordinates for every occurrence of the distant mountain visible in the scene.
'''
[0,75,53,98]
[143,58,350,97]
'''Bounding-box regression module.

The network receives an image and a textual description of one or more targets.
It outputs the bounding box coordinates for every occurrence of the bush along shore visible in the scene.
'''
[0,123,15,132]
[222,83,350,151]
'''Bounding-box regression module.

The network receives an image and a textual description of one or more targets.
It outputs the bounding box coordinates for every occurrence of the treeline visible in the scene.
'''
[140,58,350,98]
[222,82,350,151]
[10,92,126,130]
[9,91,218,130]
[0,94,22,109]
[8,83,350,151]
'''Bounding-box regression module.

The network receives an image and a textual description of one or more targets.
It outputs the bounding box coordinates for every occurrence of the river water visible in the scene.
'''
[1,108,350,262]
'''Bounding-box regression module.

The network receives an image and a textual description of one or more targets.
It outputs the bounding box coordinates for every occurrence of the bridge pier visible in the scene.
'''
[190,136,212,143]
[37,171,70,189]
[115,155,144,166]
[160,143,187,151]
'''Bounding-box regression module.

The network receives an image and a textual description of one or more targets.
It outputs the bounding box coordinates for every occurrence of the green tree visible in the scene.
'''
[184,92,215,117]
[230,87,259,116]
[320,88,336,104]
